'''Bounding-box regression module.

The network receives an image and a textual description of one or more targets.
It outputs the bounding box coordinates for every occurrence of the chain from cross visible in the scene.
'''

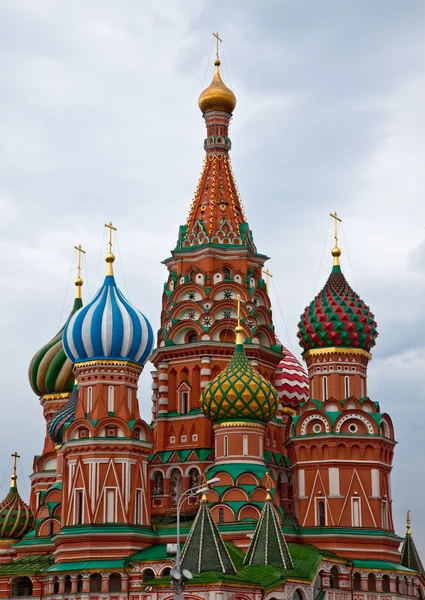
[329,211,342,248]
[263,267,273,292]
[104,222,117,254]
[11,452,20,476]
[212,32,222,61]
[74,244,86,280]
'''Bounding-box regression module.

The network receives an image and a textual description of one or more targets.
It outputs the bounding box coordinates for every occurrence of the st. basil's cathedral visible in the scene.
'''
[0,43,423,600]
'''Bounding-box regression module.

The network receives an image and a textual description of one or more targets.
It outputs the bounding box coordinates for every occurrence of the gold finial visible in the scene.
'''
[11,452,20,489]
[263,267,273,293]
[235,294,245,346]
[212,32,222,62]
[74,244,86,299]
[329,211,342,266]
[407,509,411,534]
[104,222,117,275]
[265,471,272,501]
[201,473,209,502]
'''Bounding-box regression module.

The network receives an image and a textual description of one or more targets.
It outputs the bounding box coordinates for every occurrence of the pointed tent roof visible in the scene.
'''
[401,512,425,578]
[180,499,236,575]
[244,485,293,570]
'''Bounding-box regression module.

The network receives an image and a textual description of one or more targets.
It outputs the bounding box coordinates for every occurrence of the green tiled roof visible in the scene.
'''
[47,560,125,572]
[353,560,417,573]
[0,554,54,575]
[401,531,425,577]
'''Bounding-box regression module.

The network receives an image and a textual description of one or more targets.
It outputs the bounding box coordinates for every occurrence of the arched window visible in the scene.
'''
[188,333,197,344]
[189,270,195,282]
[64,575,72,594]
[12,577,33,597]
[344,376,350,398]
[243,435,248,456]
[224,435,228,457]
[382,500,388,529]
[382,575,390,593]
[76,575,83,593]
[108,385,114,412]
[181,391,188,414]
[322,376,328,400]
[170,469,182,506]
[87,386,92,413]
[143,569,155,582]
[109,574,122,592]
[291,590,304,600]
[161,567,171,577]
[353,572,362,591]
[223,267,231,280]
[128,388,132,412]
[53,577,59,594]
[367,574,376,592]
[153,471,164,495]
[318,500,325,526]
[219,507,225,523]
[330,566,340,589]
[135,489,142,524]
[89,573,102,593]
[76,490,83,524]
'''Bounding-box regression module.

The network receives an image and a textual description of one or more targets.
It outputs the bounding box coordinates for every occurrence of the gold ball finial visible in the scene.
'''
[75,277,83,287]
[331,247,341,258]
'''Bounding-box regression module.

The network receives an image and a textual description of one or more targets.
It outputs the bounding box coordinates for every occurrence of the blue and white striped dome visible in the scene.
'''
[63,273,154,367]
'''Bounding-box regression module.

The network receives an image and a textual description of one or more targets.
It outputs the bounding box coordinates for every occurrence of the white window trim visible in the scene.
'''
[351,496,362,527]
[87,386,92,413]
[104,487,117,523]
[108,385,114,412]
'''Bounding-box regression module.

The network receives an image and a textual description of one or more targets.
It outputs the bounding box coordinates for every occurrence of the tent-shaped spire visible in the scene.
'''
[180,498,236,574]
[401,511,425,577]
[244,476,293,570]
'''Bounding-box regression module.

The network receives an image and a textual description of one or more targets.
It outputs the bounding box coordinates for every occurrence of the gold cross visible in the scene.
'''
[11,452,20,477]
[212,32,222,61]
[329,211,342,249]
[104,222,117,254]
[263,267,273,292]
[74,244,86,280]
[407,509,411,534]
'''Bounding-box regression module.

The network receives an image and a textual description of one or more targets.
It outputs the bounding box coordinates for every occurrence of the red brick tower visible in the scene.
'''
[149,52,288,519]
[286,213,398,560]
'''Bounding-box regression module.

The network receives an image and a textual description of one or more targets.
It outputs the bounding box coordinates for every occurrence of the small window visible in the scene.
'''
[345,376,350,398]
[64,575,72,594]
[242,435,248,456]
[382,575,390,593]
[108,385,114,412]
[143,569,155,583]
[181,391,188,414]
[353,572,362,591]
[330,566,340,589]
[89,573,102,593]
[352,497,361,527]
[76,575,83,593]
[109,574,122,593]
[188,333,197,344]
[219,507,225,523]
[317,500,325,526]
[75,490,83,524]
[322,376,328,400]
[135,489,142,524]
[382,500,388,529]
[192,434,198,442]
[170,436,176,444]
[87,386,92,413]
[128,388,132,412]
[224,435,228,457]
[223,267,231,280]
[106,489,116,523]
[181,435,187,442]
[367,574,376,592]
[53,577,59,594]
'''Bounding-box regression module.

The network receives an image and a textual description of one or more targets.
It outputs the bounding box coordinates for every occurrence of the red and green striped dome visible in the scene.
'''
[28,297,82,397]
[297,265,378,353]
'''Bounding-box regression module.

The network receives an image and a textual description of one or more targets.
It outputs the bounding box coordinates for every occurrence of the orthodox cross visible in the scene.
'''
[213,32,222,61]
[263,267,273,292]
[329,211,342,249]
[74,244,86,280]
[11,452,20,477]
[104,221,117,254]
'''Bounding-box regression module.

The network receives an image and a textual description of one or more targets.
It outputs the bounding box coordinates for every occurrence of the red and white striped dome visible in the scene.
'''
[275,346,309,410]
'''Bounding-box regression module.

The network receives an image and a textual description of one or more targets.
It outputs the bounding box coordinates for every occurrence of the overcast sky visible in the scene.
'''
[1,0,425,557]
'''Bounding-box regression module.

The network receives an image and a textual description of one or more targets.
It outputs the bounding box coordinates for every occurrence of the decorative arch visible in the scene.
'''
[299,413,331,436]
[237,504,261,521]
[334,413,375,435]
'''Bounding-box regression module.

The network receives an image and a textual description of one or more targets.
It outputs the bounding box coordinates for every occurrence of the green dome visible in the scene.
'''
[28,296,82,397]
[0,477,34,540]
[201,342,278,423]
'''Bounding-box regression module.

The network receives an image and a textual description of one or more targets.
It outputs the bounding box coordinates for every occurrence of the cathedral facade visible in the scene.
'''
[0,49,423,600]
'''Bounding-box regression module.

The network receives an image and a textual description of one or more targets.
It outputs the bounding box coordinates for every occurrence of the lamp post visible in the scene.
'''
[171,477,220,600]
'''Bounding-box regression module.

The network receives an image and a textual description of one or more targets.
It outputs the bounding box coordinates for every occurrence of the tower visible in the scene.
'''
[286,213,398,560]
[149,46,285,519]
[52,224,154,563]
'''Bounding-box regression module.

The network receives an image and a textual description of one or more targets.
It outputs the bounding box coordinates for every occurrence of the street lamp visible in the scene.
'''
[170,477,220,599]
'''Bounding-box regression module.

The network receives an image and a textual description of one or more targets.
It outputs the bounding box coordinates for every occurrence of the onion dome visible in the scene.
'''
[275,346,309,409]
[47,386,78,444]
[198,59,236,114]
[297,231,378,353]
[0,463,34,540]
[63,232,154,367]
[28,296,83,397]
[201,323,278,423]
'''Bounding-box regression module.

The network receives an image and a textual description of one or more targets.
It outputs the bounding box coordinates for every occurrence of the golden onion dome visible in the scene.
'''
[198,59,237,114]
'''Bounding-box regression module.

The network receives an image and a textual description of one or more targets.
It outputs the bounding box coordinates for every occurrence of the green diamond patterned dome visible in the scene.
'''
[201,342,278,423]
[29,296,82,397]
[0,476,34,540]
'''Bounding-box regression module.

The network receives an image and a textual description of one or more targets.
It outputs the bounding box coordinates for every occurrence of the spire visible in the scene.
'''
[329,211,342,269]
[244,479,293,570]
[401,511,425,577]
[74,244,86,299]
[104,221,117,276]
[10,452,20,490]
[180,500,236,574]
[235,293,244,346]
